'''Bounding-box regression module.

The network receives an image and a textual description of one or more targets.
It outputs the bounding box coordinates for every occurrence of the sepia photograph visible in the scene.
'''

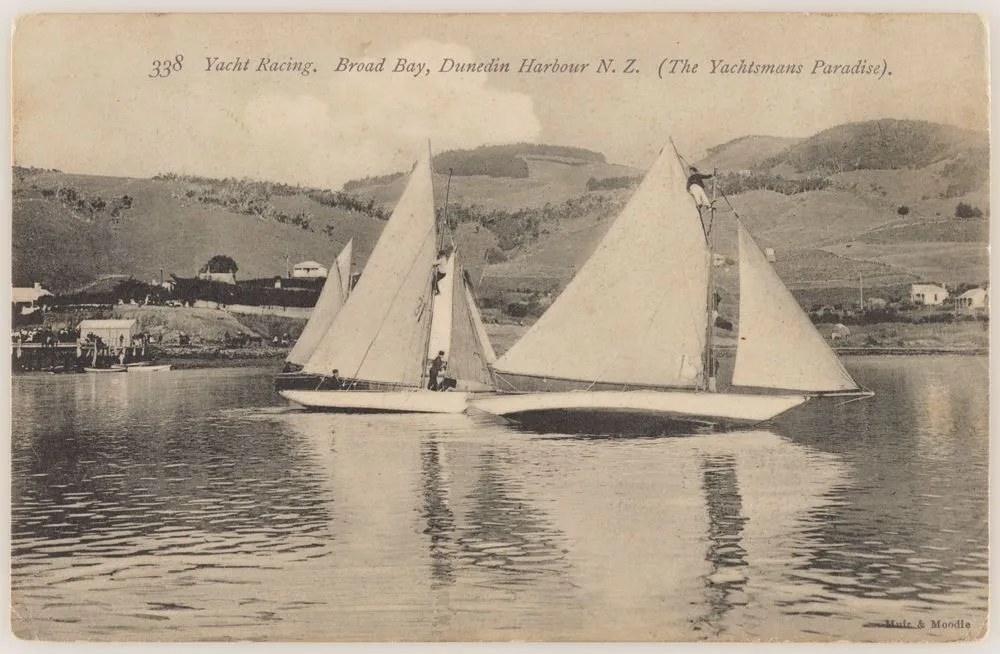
[7,10,991,644]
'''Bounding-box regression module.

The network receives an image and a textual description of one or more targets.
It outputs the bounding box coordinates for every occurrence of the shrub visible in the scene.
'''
[955,202,984,219]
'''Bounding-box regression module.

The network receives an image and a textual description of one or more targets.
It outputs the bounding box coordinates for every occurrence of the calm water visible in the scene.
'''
[10,356,989,641]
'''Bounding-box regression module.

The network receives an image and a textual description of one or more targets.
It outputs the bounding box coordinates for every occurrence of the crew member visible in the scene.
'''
[428,351,446,390]
[687,166,714,209]
[432,251,448,295]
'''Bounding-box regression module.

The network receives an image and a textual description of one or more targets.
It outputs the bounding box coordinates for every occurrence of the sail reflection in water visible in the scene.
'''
[10,358,988,641]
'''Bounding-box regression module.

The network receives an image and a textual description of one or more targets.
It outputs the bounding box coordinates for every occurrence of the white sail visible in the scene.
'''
[446,262,496,390]
[285,241,352,366]
[494,145,710,388]
[732,221,859,392]
[426,253,456,360]
[465,282,497,365]
[302,148,437,386]
[336,238,353,298]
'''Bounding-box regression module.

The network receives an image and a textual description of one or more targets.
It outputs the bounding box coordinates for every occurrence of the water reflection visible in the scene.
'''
[10,357,989,641]
[774,357,988,623]
[694,454,748,636]
[420,438,457,588]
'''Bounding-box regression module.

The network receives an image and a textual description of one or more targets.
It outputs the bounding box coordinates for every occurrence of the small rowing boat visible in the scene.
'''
[126,364,172,372]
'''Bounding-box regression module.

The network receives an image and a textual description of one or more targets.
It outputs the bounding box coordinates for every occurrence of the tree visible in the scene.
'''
[955,202,983,219]
[897,205,909,216]
[202,254,239,274]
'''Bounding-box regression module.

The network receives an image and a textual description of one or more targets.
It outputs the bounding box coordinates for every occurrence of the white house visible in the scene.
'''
[910,283,949,306]
[955,287,989,310]
[12,283,53,314]
[830,323,851,340]
[764,247,777,263]
[292,260,328,278]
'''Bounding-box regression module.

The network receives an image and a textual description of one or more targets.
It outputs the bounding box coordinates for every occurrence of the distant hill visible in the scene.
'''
[11,121,989,300]
[695,135,802,171]
[763,119,985,175]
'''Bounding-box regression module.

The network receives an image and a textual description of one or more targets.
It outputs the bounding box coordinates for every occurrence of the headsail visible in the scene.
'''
[732,221,859,392]
[336,239,353,298]
[302,147,437,386]
[466,281,497,365]
[494,144,710,388]
[285,240,353,366]
[446,261,496,390]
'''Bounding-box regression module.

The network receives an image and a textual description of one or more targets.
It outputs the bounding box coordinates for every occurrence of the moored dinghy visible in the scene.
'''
[279,145,496,413]
[470,141,871,431]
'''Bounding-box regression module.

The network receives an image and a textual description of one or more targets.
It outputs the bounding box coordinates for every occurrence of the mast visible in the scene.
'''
[443,167,454,251]
[703,168,718,392]
[420,148,442,390]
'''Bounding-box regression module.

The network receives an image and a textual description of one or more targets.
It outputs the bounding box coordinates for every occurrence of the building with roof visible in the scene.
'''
[292,261,328,278]
[955,287,989,311]
[910,283,949,306]
[12,283,53,315]
[77,319,138,348]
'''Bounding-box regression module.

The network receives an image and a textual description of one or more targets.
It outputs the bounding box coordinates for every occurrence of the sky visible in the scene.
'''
[12,13,990,189]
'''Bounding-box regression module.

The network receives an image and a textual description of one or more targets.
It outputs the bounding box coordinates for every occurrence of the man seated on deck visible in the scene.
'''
[328,369,342,390]
[428,351,446,390]
[687,166,714,209]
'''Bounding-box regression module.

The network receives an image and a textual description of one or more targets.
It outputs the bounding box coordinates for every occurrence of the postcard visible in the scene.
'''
[9,12,989,644]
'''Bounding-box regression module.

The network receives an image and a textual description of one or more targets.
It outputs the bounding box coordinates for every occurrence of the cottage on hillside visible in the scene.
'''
[292,261,328,278]
[830,323,851,341]
[12,283,53,315]
[955,287,989,311]
[910,283,949,306]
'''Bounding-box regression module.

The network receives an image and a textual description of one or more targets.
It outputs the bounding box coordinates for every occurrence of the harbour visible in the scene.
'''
[10,355,988,641]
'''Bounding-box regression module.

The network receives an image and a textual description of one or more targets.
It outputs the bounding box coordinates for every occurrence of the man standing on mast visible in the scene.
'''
[687,166,714,209]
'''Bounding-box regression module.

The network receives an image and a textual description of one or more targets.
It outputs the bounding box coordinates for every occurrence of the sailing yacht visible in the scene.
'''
[469,142,871,430]
[279,145,496,413]
[275,239,353,389]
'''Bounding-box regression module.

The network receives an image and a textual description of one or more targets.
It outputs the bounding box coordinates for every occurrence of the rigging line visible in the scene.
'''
[717,186,743,222]
[347,224,437,383]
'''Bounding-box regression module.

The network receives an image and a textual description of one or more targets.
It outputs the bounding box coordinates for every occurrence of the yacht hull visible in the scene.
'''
[280,389,471,414]
[469,390,809,433]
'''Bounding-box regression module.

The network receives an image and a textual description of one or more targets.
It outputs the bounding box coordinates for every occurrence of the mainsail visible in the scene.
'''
[285,240,353,367]
[731,221,859,392]
[494,145,711,388]
[302,148,437,386]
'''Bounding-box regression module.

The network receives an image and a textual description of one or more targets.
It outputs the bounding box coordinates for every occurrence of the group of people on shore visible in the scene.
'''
[13,326,80,346]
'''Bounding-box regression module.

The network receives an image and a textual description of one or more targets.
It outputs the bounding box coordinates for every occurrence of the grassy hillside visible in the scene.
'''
[12,170,380,292]
[12,121,989,303]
